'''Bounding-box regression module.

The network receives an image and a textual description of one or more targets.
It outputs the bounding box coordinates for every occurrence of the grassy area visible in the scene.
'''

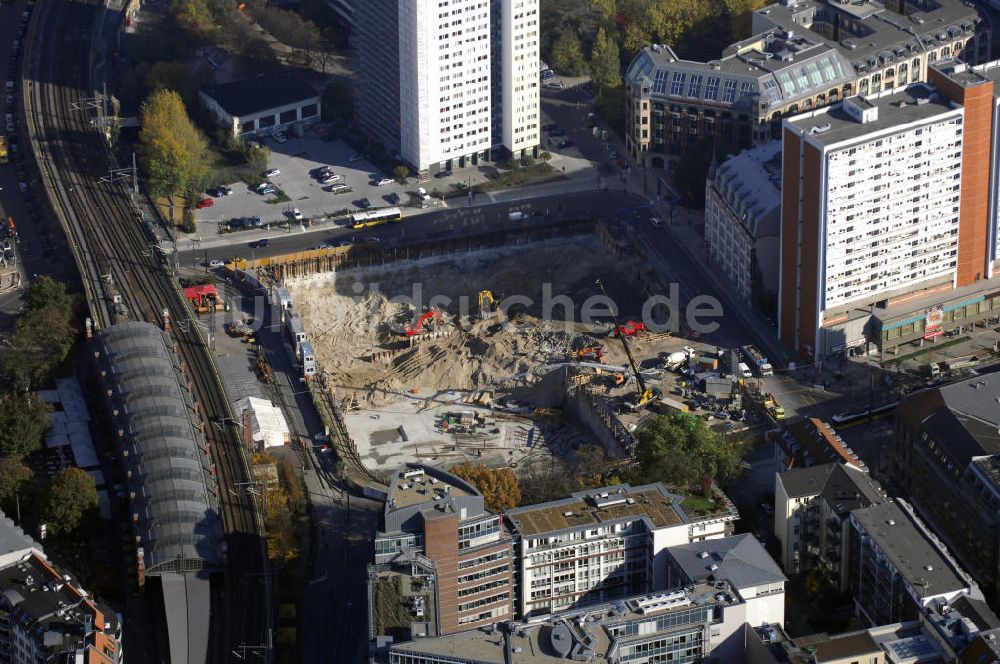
[882,336,971,366]
[680,493,721,517]
[263,188,292,205]
[472,163,563,192]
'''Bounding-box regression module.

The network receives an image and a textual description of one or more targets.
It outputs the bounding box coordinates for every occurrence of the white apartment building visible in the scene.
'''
[499,0,540,155]
[779,80,989,359]
[399,0,493,171]
[357,0,539,173]
[504,483,738,618]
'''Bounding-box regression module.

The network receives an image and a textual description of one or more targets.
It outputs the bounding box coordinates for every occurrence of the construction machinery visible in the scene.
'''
[613,320,645,337]
[478,290,496,319]
[571,347,604,363]
[404,307,442,336]
[595,278,660,410]
[183,284,224,314]
[226,319,253,337]
[763,393,785,420]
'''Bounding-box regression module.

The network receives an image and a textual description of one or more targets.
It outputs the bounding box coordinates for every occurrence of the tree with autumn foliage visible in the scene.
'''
[450,462,521,512]
[138,89,209,197]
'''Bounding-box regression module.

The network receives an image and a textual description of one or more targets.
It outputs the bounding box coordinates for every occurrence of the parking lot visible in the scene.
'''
[192,135,438,236]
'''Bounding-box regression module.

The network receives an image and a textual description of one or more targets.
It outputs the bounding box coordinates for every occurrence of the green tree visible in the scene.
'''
[139,89,210,197]
[590,27,622,91]
[450,462,521,512]
[0,393,51,458]
[621,21,650,62]
[2,307,75,389]
[21,276,72,319]
[146,62,202,109]
[0,457,32,503]
[632,413,741,490]
[42,468,98,536]
[593,0,616,21]
[392,165,409,183]
[550,30,587,76]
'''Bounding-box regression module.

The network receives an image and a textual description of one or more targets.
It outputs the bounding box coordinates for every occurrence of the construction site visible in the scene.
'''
[280,221,725,476]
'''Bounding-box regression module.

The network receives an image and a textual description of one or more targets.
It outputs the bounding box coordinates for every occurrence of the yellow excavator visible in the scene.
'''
[478,290,496,318]
[595,277,660,410]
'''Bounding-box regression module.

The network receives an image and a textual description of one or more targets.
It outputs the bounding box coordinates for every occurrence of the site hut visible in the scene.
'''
[199,70,321,139]
[270,284,294,322]
[298,341,316,379]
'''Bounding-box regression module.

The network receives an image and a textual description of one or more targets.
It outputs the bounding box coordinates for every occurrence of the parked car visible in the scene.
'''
[650,217,663,229]
[259,185,276,195]
[208,186,233,197]
[416,187,430,201]
[386,192,401,204]
[435,169,453,179]
[195,198,214,209]
[376,177,393,186]
[327,183,350,194]
[263,168,280,178]
[348,153,365,163]
[272,132,287,144]
[287,208,304,220]
[202,259,225,269]
[321,173,341,184]
[357,198,372,208]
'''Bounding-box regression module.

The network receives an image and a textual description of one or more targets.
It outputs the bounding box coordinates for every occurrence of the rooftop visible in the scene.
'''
[386,464,476,512]
[773,417,868,471]
[754,0,981,70]
[713,141,783,237]
[391,583,744,664]
[505,483,736,538]
[0,552,120,661]
[852,500,972,599]
[0,511,41,566]
[667,533,786,591]
[792,630,882,663]
[202,69,318,117]
[786,83,960,148]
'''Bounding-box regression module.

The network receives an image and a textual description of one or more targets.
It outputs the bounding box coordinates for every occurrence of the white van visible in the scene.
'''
[737,362,753,379]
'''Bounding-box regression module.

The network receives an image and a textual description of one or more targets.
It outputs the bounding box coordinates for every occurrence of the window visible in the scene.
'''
[687,74,702,98]
[705,76,719,100]
[718,80,738,104]
[652,69,668,94]
[670,72,686,96]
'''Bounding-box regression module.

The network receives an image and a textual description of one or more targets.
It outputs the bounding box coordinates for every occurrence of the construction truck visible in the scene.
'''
[613,320,645,337]
[596,278,660,411]
[0,136,7,164]
[741,344,774,376]
[664,350,692,371]
[763,393,785,420]
[226,319,253,337]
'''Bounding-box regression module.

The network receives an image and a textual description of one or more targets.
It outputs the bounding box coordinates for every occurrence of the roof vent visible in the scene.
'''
[709,564,720,572]
[699,551,711,559]
[809,123,832,135]
[925,565,934,572]
[915,98,930,106]
[887,519,896,526]
[563,511,574,517]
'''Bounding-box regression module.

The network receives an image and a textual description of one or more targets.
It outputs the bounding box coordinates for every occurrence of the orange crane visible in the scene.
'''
[571,347,604,362]
[596,278,659,410]
[404,307,442,336]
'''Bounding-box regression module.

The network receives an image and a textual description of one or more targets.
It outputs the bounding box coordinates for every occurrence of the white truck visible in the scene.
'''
[508,211,527,222]
[737,362,753,379]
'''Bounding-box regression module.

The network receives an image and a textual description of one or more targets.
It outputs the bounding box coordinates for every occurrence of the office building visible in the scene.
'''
[0,512,123,663]
[504,483,738,618]
[369,465,514,642]
[779,61,999,362]
[389,580,785,664]
[774,462,885,587]
[893,373,1000,603]
[623,0,988,161]
[356,0,539,173]
[849,500,982,626]
[704,141,783,309]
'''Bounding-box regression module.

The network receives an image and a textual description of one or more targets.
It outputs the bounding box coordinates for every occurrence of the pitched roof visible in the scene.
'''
[667,533,786,590]
[202,70,318,117]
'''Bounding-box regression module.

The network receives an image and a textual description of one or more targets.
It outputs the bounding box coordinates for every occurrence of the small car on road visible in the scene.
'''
[249,238,270,249]
[376,177,393,186]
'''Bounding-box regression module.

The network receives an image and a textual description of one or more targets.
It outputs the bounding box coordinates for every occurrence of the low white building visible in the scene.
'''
[504,483,738,618]
[665,533,786,628]
[234,396,290,448]
[200,70,320,139]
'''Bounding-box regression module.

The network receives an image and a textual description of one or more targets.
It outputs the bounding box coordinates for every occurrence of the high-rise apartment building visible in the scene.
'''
[356,0,539,173]
[779,63,999,361]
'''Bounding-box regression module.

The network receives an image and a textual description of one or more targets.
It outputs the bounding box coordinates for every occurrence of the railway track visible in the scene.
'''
[22,1,271,660]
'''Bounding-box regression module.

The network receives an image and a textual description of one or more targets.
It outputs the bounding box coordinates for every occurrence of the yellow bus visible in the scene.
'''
[350,207,403,229]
